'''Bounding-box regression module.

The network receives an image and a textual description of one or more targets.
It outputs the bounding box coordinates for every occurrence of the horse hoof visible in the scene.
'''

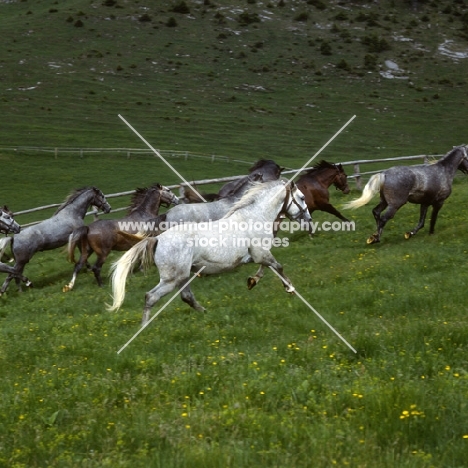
[366,235,380,244]
[404,232,412,239]
[25,281,33,288]
[62,285,71,293]
[247,277,258,290]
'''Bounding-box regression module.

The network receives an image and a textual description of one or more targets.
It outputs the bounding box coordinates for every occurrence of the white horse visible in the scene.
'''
[108,179,311,325]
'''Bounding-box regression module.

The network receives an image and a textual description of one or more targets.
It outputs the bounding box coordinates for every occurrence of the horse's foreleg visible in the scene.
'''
[251,250,295,293]
[405,204,429,239]
[63,248,92,292]
[247,265,265,290]
[320,203,350,222]
[0,274,14,296]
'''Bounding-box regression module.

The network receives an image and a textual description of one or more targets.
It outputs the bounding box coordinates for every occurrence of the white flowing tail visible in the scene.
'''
[343,173,384,209]
[107,237,157,311]
[0,237,12,258]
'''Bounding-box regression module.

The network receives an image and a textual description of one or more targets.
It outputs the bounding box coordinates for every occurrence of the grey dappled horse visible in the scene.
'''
[0,187,111,295]
[344,145,468,244]
[0,206,31,287]
[108,179,311,325]
[63,184,178,292]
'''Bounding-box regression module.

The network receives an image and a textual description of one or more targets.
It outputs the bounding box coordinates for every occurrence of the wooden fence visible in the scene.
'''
[3,147,443,227]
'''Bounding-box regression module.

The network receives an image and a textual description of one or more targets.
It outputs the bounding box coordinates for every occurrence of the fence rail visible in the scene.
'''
[2,147,445,226]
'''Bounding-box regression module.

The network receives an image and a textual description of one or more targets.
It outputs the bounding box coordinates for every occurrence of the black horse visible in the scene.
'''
[181,159,284,203]
[344,145,468,243]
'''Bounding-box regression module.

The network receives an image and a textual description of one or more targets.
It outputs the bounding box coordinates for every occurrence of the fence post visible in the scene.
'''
[54,148,58,159]
[353,163,362,190]
[211,154,215,163]
[185,152,188,161]
[127,151,131,159]
[80,149,83,159]
[424,154,429,164]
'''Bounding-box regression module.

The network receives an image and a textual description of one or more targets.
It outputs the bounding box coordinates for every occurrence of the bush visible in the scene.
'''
[170,1,190,14]
[237,12,261,26]
[320,42,332,55]
[362,34,391,53]
[166,17,178,27]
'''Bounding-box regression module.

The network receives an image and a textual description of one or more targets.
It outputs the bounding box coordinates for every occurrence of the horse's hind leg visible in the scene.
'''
[141,280,179,325]
[425,202,445,235]
[366,200,386,243]
[180,284,205,312]
[91,252,109,287]
[405,204,429,239]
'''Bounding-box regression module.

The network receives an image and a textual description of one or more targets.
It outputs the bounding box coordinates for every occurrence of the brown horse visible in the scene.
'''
[62,183,178,292]
[296,160,350,223]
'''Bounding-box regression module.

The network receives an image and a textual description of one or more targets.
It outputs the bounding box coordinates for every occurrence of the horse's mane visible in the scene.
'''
[128,183,166,213]
[222,179,284,218]
[303,160,336,175]
[249,159,279,173]
[54,187,94,215]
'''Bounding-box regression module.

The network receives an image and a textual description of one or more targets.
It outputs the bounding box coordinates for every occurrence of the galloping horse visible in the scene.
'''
[344,145,468,244]
[108,180,311,325]
[296,160,350,222]
[0,187,111,295]
[63,184,179,292]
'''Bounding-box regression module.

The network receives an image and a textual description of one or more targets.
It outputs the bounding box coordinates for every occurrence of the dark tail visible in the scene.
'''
[67,226,89,263]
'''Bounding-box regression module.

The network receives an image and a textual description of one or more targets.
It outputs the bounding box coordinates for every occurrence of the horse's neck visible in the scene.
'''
[314,169,338,187]
[234,188,283,223]
[56,192,93,219]
[134,194,161,217]
[438,151,463,179]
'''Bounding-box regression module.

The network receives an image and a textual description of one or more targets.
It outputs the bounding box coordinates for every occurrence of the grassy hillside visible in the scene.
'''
[1,1,468,467]
[1,0,468,163]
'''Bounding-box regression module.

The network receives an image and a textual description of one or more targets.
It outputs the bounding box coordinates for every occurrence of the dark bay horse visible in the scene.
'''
[344,145,468,244]
[181,159,284,203]
[0,207,31,288]
[296,160,350,222]
[63,184,179,291]
[0,187,111,295]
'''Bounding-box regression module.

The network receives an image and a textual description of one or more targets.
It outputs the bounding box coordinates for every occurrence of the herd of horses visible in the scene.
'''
[1,145,467,322]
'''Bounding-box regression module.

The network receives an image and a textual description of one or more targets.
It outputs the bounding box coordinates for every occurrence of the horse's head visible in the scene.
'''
[282,181,312,224]
[159,184,180,207]
[333,164,351,194]
[457,146,468,175]
[92,188,112,214]
[0,205,21,235]
[249,159,285,181]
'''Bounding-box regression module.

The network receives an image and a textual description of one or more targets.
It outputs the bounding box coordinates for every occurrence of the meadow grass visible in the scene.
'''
[1,159,468,466]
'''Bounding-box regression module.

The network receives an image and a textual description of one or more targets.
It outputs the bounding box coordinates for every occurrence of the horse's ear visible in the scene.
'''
[3,205,8,211]
[280,167,286,173]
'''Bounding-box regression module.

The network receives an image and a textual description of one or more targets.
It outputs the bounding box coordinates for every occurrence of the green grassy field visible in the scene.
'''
[1,0,468,467]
